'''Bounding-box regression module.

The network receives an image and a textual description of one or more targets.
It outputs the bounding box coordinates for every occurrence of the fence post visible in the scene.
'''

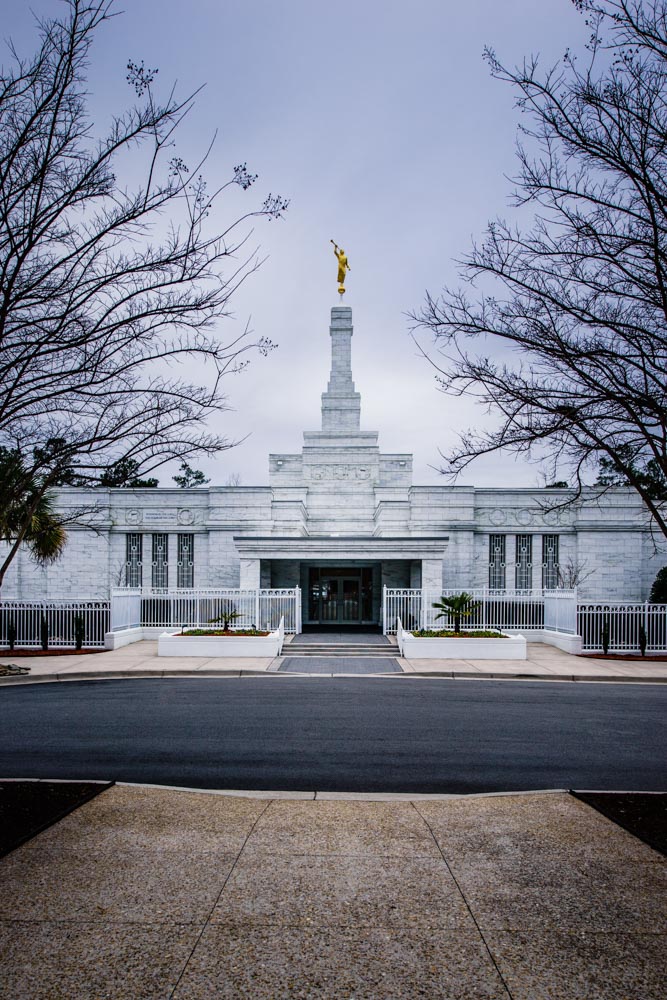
[421,588,427,631]
[382,586,387,635]
[255,589,260,629]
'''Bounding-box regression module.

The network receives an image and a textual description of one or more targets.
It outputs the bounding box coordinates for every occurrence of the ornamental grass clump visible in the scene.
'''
[431,593,480,635]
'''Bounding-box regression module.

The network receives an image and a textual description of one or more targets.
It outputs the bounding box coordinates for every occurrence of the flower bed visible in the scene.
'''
[398,621,526,660]
[412,629,505,639]
[176,628,270,637]
[158,618,284,658]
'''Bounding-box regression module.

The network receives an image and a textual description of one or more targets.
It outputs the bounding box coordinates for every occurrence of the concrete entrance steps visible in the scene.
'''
[286,645,398,658]
[286,634,397,658]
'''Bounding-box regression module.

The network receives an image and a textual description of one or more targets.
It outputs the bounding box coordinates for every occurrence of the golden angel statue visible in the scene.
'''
[330,240,350,294]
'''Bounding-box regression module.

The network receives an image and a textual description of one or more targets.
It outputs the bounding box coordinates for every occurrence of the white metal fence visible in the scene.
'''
[577,602,667,652]
[0,600,110,649]
[382,588,576,635]
[4,591,666,654]
[383,588,667,653]
[110,589,142,631]
[544,590,578,634]
[110,587,302,634]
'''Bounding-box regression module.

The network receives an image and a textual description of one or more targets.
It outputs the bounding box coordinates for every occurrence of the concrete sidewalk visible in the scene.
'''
[2,638,667,683]
[0,785,664,998]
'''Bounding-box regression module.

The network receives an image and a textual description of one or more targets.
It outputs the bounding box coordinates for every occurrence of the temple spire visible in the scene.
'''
[321,306,361,433]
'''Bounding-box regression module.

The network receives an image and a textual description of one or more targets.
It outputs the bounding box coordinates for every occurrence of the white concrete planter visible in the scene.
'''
[158,618,284,658]
[540,629,583,654]
[399,623,526,660]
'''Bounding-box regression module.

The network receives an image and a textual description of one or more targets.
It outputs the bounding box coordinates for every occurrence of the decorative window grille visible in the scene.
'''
[542,534,560,589]
[125,534,142,588]
[177,534,194,589]
[151,533,169,589]
[489,534,506,589]
[515,534,533,590]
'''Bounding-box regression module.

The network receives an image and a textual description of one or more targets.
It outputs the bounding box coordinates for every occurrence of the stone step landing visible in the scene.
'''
[284,644,398,658]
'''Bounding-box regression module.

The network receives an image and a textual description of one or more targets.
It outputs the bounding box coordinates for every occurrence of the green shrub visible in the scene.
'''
[74,614,85,650]
[7,618,17,651]
[208,608,242,631]
[40,615,49,651]
[649,566,667,603]
[431,593,480,635]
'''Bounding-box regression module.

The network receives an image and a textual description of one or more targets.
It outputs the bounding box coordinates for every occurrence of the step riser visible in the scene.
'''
[288,644,394,649]
[283,646,398,656]
[283,646,399,656]
[287,648,396,653]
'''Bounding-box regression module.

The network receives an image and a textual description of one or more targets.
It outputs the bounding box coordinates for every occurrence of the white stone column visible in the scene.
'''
[239,558,261,589]
[168,534,179,589]
[421,559,443,592]
[142,532,152,589]
[506,533,517,590]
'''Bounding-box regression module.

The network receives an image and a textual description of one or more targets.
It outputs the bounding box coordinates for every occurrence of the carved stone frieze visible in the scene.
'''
[477,506,565,528]
[308,465,372,481]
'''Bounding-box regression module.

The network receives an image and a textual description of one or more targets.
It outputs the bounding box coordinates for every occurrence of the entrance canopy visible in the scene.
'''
[234,536,448,563]
[234,536,448,624]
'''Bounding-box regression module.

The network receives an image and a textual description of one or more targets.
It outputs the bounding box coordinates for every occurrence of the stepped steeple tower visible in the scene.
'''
[268,304,412,498]
[320,306,361,433]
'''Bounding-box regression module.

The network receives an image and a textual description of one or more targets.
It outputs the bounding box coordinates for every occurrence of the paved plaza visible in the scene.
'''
[0,784,664,998]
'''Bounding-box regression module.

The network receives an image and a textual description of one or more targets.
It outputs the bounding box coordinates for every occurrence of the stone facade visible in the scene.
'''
[2,305,665,616]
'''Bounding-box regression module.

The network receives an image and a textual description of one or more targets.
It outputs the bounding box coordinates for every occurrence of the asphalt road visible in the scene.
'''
[0,677,665,793]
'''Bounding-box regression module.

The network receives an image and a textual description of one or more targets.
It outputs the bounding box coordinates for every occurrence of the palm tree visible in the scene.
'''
[432,593,480,635]
[0,448,67,589]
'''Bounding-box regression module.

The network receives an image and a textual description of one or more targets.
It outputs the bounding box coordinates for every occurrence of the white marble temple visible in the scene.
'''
[2,304,664,621]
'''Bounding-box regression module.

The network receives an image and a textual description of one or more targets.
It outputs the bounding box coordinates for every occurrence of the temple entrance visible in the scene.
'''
[319,575,360,624]
[307,566,374,625]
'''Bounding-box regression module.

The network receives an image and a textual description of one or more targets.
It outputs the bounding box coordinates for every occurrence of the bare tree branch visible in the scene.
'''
[0,0,288,587]
[412,0,667,539]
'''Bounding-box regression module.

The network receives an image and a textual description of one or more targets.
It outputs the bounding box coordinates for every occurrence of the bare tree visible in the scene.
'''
[0,1,287,586]
[412,0,667,539]
[556,556,595,589]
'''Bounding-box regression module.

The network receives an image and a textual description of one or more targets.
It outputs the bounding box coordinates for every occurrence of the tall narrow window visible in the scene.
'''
[125,533,142,588]
[542,534,560,589]
[515,534,533,590]
[177,533,194,589]
[489,535,506,589]
[151,533,169,589]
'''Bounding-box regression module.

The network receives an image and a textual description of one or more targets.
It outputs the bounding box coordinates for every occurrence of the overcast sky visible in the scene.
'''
[6,0,588,488]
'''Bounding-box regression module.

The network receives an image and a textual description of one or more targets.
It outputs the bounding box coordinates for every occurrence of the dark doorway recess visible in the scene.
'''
[307,566,375,625]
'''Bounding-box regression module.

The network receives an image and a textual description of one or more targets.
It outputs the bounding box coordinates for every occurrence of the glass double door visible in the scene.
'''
[308,566,374,624]
[320,575,361,624]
